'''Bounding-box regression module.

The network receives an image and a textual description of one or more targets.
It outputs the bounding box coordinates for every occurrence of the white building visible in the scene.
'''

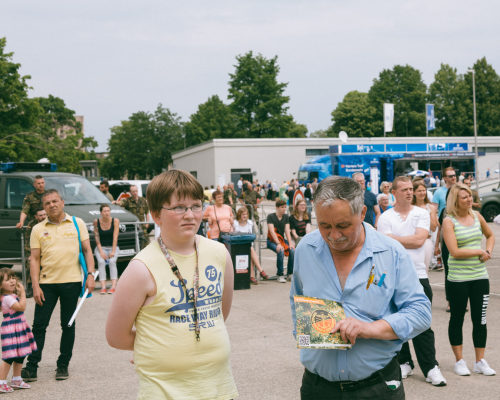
[171,137,500,187]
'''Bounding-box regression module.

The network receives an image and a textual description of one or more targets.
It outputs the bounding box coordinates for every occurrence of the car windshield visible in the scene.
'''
[45,176,111,205]
[297,171,309,180]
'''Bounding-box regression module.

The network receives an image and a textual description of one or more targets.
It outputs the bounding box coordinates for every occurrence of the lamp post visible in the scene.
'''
[468,68,479,192]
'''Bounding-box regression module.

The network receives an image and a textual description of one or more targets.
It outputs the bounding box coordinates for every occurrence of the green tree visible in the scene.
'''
[0,38,97,170]
[228,51,299,138]
[329,91,378,137]
[428,64,471,137]
[465,57,500,136]
[368,65,427,137]
[184,95,239,147]
[102,105,183,179]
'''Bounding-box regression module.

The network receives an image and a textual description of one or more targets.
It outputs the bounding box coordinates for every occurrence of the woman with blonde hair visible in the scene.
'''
[412,179,438,271]
[377,181,395,206]
[442,183,495,377]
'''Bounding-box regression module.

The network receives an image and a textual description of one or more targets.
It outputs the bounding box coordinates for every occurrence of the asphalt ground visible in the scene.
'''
[8,222,500,400]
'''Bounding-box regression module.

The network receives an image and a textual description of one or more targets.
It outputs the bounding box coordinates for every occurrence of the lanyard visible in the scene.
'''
[157,236,201,341]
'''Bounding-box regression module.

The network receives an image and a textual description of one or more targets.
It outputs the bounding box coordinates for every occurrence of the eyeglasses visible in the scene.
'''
[446,174,456,178]
[162,205,203,214]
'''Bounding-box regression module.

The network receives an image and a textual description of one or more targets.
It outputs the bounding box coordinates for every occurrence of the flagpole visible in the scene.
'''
[425,104,429,152]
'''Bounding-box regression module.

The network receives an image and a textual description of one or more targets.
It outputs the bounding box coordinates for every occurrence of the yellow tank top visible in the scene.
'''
[133,236,238,400]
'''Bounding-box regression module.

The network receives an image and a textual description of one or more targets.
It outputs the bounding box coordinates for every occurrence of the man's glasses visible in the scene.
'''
[162,205,203,214]
[446,174,456,178]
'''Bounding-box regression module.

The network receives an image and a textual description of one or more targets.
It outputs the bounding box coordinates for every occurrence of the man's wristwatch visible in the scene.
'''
[87,272,95,277]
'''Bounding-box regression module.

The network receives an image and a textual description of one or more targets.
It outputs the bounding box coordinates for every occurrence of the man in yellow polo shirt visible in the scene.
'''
[21,189,95,382]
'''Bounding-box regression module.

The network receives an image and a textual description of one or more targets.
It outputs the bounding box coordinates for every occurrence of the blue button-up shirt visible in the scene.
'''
[290,223,431,382]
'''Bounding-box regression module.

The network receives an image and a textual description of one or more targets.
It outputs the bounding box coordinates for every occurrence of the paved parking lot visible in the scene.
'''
[9,222,500,399]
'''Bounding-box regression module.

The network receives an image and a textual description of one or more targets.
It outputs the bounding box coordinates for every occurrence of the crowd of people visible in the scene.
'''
[1,167,496,398]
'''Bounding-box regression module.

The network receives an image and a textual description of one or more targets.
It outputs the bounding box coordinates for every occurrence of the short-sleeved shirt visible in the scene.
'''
[377,207,430,279]
[21,191,46,223]
[243,190,261,206]
[363,191,378,227]
[267,213,289,237]
[30,213,88,284]
[289,215,310,237]
[433,187,449,217]
[121,196,149,222]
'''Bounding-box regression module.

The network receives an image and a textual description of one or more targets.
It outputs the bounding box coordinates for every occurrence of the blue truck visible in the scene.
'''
[298,142,477,185]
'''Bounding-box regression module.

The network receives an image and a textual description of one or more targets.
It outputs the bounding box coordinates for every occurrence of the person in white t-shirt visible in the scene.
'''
[233,207,268,284]
[378,176,446,387]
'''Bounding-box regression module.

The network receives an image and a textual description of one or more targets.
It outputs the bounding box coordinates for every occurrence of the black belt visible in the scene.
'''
[304,357,398,392]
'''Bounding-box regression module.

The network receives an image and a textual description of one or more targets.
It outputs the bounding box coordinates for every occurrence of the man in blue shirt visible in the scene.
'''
[352,172,380,227]
[290,176,431,399]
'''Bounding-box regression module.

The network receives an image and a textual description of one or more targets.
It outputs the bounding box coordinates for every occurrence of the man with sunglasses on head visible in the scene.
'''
[433,167,457,219]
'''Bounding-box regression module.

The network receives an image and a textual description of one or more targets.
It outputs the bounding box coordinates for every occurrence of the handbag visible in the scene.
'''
[72,216,92,298]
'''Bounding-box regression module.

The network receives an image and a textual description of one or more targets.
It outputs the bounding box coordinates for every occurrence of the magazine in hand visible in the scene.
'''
[294,295,352,349]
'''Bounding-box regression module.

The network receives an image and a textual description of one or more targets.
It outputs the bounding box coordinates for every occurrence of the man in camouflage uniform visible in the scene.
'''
[16,176,47,296]
[119,185,150,248]
[243,182,261,228]
[224,182,237,212]
[99,180,114,201]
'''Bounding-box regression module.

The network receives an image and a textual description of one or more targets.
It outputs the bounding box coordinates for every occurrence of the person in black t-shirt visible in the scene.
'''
[289,199,311,246]
[267,199,295,283]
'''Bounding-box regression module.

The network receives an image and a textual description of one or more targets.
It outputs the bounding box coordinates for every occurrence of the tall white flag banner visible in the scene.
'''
[384,103,394,133]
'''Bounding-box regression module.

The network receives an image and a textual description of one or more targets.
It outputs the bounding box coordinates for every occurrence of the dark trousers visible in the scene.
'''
[448,279,489,348]
[300,357,404,400]
[441,240,450,301]
[26,282,81,370]
[398,278,438,377]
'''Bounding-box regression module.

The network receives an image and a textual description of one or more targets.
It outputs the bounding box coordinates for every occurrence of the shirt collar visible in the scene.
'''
[46,213,72,225]
[308,222,387,259]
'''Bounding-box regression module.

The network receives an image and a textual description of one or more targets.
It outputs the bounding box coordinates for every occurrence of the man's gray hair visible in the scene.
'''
[313,176,364,215]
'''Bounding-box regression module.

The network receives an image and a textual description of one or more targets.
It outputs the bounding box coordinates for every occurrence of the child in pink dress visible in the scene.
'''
[0,268,37,393]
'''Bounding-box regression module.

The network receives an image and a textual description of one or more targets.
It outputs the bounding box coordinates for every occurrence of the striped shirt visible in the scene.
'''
[447,213,488,282]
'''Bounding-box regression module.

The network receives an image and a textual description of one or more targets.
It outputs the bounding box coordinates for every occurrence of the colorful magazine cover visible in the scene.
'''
[294,295,352,349]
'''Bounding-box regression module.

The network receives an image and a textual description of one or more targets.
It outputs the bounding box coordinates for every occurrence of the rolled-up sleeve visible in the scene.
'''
[383,251,432,341]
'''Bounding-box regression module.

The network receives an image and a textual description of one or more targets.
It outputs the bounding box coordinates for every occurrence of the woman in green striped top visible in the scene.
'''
[442,183,495,377]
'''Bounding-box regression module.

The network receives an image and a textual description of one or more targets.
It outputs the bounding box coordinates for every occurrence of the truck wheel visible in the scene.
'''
[482,204,500,223]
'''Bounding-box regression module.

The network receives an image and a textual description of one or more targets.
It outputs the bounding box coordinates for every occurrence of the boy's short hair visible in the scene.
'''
[275,199,286,208]
[147,170,204,216]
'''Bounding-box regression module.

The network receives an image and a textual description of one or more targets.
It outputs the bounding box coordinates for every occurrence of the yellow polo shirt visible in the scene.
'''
[30,213,88,284]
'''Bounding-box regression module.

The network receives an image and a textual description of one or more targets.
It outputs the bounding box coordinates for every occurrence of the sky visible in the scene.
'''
[1,0,499,151]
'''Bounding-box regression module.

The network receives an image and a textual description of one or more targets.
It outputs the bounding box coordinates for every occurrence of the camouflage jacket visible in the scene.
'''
[121,196,149,221]
[21,190,46,223]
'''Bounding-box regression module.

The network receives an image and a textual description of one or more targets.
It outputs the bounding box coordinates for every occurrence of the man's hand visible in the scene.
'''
[16,222,23,229]
[276,244,283,253]
[332,317,370,345]
[33,285,45,306]
[86,275,96,292]
[100,250,108,260]
[289,242,295,250]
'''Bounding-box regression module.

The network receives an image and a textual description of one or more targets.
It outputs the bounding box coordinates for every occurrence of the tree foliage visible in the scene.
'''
[101,105,183,179]
[184,95,238,147]
[0,38,97,172]
[368,65,427,137]
[228,51,303,138]
[330,91,378,137]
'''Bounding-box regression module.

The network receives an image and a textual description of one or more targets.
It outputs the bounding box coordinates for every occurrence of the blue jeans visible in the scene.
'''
[267,239,294,276]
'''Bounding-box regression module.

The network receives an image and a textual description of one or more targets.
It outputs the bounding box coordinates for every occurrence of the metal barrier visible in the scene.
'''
[0,221,149,289]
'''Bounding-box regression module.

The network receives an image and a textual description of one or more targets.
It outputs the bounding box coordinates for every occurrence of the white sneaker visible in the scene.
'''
[277,276,287,283]
[426,365,447,386]
[400,362,413,379]
[473,359,496,376]
[454,359,471,376]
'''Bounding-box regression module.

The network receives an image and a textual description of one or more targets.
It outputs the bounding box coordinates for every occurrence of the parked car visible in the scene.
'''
[480,183,500,222]
[0,164,143,267]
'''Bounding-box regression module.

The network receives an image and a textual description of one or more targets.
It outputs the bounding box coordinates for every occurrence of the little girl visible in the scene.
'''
[0,268,37,392]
